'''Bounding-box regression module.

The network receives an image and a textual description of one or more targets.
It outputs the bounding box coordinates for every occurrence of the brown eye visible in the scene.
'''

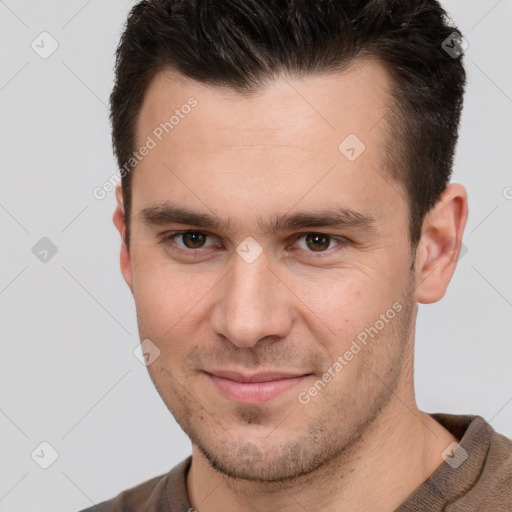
[159,230,220,258]
[180,232,208,249]
[304,233,333,251]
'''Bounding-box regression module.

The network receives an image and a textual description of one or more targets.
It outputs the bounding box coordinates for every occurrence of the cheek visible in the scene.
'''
[131,255,199,340]
[291,268,403,338]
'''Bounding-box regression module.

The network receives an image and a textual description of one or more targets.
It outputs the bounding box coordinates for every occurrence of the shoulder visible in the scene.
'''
[77,457,192,512]
[77,472,169,512]
[474,420,512,499]
[441,414,512,510]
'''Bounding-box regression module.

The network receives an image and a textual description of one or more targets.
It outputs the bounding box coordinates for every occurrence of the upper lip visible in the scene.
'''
[206,370,309,383]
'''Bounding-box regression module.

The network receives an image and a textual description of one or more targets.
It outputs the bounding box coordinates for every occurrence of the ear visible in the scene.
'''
[113,185,134,293]
[414,183,468,303]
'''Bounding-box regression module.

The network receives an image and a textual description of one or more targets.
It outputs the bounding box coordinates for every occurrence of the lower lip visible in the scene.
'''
[207,374,310,404]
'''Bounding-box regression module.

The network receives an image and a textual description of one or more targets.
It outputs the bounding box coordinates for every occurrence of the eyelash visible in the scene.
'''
[158,230,349,259]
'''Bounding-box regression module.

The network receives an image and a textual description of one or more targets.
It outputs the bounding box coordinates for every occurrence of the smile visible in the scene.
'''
[205,371,311,404]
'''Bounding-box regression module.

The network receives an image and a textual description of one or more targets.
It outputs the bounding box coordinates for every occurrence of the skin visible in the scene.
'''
[113,57,468,511]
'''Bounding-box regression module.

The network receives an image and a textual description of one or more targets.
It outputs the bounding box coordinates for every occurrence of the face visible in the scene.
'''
[117,59,421,482]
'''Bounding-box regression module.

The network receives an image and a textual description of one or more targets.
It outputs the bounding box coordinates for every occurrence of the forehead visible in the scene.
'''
[137,58,393,144]
[131,59,404,233]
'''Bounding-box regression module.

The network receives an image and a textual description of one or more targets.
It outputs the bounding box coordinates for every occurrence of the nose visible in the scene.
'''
[210,248,294,349]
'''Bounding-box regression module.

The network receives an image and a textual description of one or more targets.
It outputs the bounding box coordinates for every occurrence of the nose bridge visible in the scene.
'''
[211,248,291,348]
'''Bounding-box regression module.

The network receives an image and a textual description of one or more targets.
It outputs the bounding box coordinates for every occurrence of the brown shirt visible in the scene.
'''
[79,414,512,511]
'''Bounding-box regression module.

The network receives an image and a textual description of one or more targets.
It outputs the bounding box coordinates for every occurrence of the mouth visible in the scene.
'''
[204,369,312,404]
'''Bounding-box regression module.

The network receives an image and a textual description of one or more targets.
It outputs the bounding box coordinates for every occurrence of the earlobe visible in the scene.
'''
[113,185,134,293]
[414,183,468,304]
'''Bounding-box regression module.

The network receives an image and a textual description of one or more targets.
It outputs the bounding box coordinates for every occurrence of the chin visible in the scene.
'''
[192,433,333,483]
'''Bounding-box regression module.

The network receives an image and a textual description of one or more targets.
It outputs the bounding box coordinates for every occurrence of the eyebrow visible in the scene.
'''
[140,202,376,234]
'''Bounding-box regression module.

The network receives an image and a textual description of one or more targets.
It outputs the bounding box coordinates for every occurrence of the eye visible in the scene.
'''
[158,230,348,259]
[292,233,343,253]
[159,231,219,253]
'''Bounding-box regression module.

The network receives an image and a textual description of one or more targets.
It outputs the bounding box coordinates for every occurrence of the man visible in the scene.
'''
[82,0,512,510]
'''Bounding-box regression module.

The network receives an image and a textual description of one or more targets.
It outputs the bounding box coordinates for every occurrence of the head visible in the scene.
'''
[111,0,468,481]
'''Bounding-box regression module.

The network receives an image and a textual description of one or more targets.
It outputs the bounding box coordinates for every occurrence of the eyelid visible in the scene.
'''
[291,232,341,250]
[286,233,350,259]
[159,230,219,249]
[159,230,349,257]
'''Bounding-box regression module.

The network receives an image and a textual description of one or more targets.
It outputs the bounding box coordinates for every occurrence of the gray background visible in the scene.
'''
[0,1,511,510]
